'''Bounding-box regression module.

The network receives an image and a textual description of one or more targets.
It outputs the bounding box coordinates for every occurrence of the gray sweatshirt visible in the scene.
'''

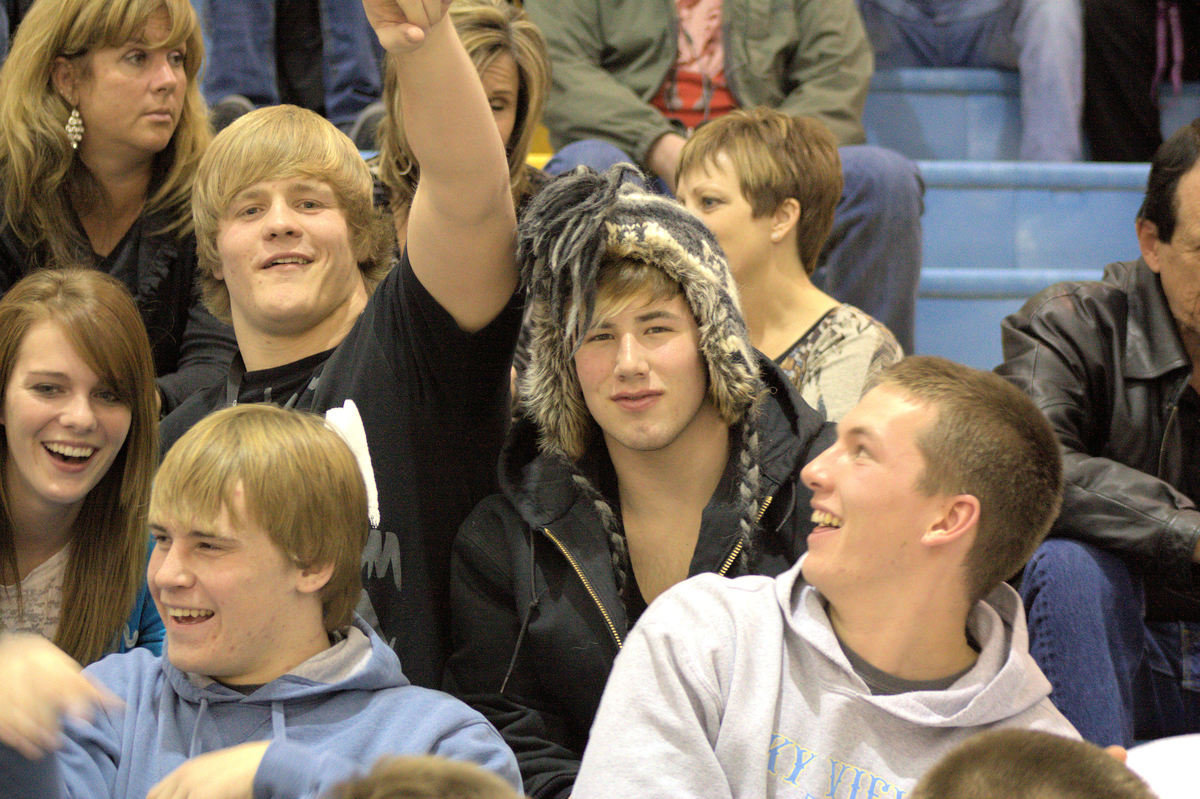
[574,559,1077,798]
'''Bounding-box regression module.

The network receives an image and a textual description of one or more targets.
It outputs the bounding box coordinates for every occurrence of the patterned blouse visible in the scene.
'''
[775,304,903,421]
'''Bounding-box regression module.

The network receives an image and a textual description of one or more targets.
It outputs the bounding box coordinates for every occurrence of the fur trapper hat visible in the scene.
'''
[516,165,763,460]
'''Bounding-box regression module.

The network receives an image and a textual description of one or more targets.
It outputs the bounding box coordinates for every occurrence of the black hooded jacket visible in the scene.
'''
[445,356,834,799]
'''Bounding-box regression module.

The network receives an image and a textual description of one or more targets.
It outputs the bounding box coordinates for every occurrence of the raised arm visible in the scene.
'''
[364,0,516,333]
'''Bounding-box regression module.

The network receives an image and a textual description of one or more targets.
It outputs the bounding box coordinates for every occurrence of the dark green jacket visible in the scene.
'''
[524,0,872,163]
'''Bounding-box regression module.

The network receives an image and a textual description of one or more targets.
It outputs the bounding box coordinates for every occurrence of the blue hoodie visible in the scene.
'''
[3,618,520,798]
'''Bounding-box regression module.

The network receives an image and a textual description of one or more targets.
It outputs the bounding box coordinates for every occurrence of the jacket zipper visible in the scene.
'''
[542,494,776,645]
[717,495,774,576]
[1158,393,1183,479]
[541,527,623,649]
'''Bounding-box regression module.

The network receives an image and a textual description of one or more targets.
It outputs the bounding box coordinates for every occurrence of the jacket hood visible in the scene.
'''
[164,617,405,705]
[516,165,762,462]
[777,563,1054,729]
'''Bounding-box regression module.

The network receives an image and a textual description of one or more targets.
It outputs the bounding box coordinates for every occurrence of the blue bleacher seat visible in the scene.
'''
[915,162,1148,369]
[865,69,1021,161]
[866,68,1200,162]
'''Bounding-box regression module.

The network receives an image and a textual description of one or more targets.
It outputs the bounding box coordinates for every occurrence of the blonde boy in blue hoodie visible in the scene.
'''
[0,404,518,799]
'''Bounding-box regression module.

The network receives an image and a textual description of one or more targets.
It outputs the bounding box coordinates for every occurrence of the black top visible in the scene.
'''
[162,251,523,688]
[0,205,236,414]
[446,358,834,798]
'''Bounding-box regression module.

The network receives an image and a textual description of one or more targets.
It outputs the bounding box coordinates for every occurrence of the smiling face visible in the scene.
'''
[2,321,132,525]
[149,482,332,685]
[677,153,778,280]
[214,177,368,342]
[799,385,950,598]
[54,7,186,167]
[480,52,519,150]
[573,291,722,459]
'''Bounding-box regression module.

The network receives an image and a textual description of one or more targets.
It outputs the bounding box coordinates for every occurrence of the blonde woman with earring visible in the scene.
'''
[0,0,234,415]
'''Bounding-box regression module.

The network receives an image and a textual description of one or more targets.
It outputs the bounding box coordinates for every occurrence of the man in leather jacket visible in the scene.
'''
[997,119,1200,747]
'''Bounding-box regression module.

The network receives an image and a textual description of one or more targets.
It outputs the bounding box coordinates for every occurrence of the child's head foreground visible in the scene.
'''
[911,729,1157,799]
[329,754,524,799]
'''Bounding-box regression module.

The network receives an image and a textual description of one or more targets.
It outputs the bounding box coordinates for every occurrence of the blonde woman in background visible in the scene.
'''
[0,0,234,415]
[375,0,550,244]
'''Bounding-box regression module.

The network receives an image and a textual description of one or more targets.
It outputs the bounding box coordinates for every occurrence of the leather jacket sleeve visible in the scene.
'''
[998,284,1200,587]
[446,501,579,799]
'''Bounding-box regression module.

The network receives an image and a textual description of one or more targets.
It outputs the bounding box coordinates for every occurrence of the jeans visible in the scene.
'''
[196,0,383,129]
[1021,539,1200,746]
[545,140,923,353]
[857,0,1082,161]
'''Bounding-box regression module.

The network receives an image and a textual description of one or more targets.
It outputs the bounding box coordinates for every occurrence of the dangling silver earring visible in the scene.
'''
[65,107,84,150]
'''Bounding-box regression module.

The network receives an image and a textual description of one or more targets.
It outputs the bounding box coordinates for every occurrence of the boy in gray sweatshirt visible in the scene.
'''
[574,356,1079,799]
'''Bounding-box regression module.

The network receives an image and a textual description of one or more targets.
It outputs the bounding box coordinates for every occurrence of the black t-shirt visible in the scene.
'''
[161,252,522,688]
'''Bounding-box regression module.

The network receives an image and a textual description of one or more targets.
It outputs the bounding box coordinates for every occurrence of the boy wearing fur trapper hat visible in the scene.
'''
[445,165,834,799]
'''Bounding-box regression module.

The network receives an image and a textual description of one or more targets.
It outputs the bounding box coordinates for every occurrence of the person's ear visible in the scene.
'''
[921,494,980,547]
[770,198,801,244]
[51,56,80,106]
[1137,218,1164,274]
[296,561,335,595]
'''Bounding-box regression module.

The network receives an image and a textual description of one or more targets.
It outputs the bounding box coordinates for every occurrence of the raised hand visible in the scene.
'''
[0,633,121,759]
[362,0,454,55]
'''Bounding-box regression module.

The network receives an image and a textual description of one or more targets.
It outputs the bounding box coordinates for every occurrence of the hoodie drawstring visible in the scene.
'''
[187,698,209,758]
[500,531,546,694]
[271,701,287,742]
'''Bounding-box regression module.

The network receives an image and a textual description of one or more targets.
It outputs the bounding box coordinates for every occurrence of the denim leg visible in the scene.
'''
[199,0,279,107]
[815,145,922,353]
[544,139,637,176]
[1011,0,1083,160]
[858,0,1013,68]
[1020,539,1146,746]
[318,0,384,129]
[857,0,1081,160]
[0,6,9,65]
[544,139,668,192]
[1137,621,1200,739]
